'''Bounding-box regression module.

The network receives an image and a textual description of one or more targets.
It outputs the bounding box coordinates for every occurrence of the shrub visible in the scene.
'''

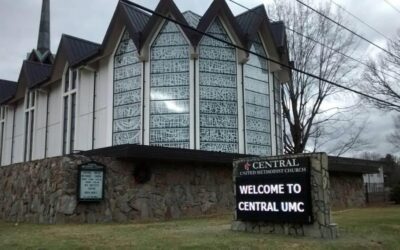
[390,182,400,204]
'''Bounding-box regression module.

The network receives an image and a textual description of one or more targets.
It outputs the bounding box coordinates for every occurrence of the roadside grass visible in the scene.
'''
[0,206,399,249]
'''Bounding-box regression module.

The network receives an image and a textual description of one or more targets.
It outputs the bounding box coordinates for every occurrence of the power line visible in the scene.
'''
[121,0,400,110]
[384,0,400,15]
[228,0,400,82]
[294,0,400,62]
[330,0,393,42]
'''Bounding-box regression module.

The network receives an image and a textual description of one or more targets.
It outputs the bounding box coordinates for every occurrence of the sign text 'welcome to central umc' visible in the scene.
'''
[235,157,313,224]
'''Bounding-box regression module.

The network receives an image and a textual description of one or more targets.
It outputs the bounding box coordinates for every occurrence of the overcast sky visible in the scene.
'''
[1,0,400,157]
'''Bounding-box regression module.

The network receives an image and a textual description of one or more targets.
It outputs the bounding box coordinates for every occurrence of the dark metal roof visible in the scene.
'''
[61,34,100,67]
[82,145,381,175]
[195,0,245,46]
[122,2,150,32]
[270,21,286,48]
[182,11,201,28]
[235,5,286,51]
[328,156,381,174]
[141,0,197,46]
[0,80,17,104]
[82,144,250,164]
[101,0,150,54]
[21,60,52,88]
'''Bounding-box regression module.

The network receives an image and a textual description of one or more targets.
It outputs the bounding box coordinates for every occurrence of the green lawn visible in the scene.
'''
[0,206,399,249]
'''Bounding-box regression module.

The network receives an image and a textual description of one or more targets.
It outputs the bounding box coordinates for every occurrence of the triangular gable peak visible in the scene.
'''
[101,0,150,58]
[236,5,284,73]
[42,34,100,87]
[0,80,17,105]
[139,0,196,60]
[195,0,245,48]
[8,60,53,104]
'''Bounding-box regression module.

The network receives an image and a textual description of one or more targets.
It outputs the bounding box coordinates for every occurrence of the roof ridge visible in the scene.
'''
[0,79,17,85]
[62,34,101,46]
[182,10,201,17]
[23,60,53,67]
[120,0,151,18]
[235,4,264,18]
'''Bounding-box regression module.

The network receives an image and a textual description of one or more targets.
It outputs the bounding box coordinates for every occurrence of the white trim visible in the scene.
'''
[61,65,78,155]
[194,51,200,150]
[237,62,245,154]
[269,72,277,155]
[189,55,195,149]
[23,90,36,161]
[143,61,150,146]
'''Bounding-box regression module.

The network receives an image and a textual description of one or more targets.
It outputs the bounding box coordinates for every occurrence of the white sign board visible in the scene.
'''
[78,162,105,201]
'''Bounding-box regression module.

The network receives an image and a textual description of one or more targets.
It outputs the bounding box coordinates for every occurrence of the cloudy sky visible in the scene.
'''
[1,0,399,157]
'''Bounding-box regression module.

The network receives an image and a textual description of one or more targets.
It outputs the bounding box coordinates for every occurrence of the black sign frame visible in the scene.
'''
[235,157,313,224]
[77,161,106,202]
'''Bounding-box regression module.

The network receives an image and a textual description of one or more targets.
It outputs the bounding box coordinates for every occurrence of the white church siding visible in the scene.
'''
[47,81,62,158]
[32,90,48,160]
[93,58,112,149]
[12,101,25,163]
[1,107,13,165]
[76,69,95,151]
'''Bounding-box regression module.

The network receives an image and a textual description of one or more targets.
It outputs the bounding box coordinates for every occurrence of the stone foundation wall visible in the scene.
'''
[0,154,368,225]
[0,155,233,223]
[330,173,365,210]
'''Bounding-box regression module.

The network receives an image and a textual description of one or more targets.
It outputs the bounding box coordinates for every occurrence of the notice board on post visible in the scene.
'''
[235,157,313,224]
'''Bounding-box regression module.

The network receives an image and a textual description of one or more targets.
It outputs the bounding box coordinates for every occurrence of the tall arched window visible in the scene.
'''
[199,18,238,153]
[243,35,271,155]
[149,20,190,149]
[113,30,142,145]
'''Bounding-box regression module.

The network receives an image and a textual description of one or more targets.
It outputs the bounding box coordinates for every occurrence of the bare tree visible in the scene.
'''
[388,115,400,149]
[362,32,400,148]
[362,31,400,112]
[270,0,360,154]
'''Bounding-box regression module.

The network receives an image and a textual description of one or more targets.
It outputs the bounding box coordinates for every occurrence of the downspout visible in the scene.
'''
[92,71,97,150]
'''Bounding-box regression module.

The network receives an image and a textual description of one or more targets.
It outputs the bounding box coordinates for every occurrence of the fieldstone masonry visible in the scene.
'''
[231,153,338,239]
[0,155,233,223]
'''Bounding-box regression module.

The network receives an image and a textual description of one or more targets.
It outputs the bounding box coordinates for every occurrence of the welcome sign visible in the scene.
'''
[235,157,313,224]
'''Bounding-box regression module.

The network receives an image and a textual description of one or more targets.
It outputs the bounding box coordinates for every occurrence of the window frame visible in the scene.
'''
[23,90,36,162]
[62,66,78,155]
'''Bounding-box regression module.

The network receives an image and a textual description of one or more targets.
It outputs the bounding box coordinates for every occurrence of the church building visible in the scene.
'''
[0,0,381,225]
[0,0,289,167]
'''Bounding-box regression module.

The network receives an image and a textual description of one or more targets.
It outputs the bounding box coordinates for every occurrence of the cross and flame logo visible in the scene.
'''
[244,162,251,171]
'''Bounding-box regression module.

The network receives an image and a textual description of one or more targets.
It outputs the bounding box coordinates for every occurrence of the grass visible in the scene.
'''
[0,206,399,249]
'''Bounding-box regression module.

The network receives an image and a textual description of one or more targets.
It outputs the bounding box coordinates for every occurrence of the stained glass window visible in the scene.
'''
[149,21,190,149]
[244,35,271,155]
[199,18,238,153]
[113,30,142,145]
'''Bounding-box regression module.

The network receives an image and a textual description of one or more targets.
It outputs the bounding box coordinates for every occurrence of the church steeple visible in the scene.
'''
[37,0,50,52]
[27,0,53,64]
